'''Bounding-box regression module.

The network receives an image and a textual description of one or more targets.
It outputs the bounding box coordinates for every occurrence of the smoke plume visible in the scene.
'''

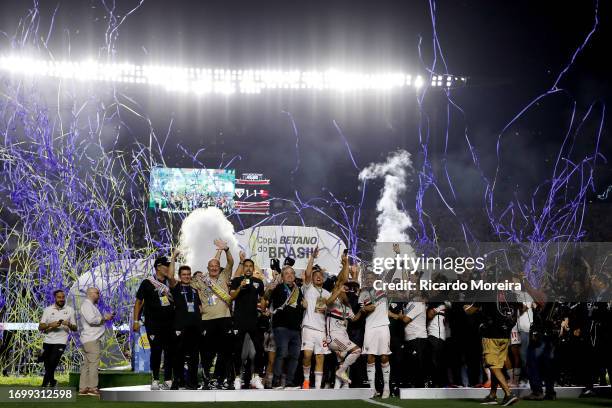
[359,149,413,243]
[178,207,240,274]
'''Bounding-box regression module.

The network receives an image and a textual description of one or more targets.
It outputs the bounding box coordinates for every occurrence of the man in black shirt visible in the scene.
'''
[133,253,177,390]
[170,265,203,390]
[265,266,304,389]
[229,258,265,389]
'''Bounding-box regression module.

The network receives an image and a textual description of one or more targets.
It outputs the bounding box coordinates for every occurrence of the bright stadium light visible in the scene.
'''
[0,55,467,95]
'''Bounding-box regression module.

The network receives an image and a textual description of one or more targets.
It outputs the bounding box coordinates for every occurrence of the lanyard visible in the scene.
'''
[181,287,193,304]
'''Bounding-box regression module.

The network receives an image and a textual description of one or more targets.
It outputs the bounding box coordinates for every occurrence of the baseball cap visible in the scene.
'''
[154,256,171,268]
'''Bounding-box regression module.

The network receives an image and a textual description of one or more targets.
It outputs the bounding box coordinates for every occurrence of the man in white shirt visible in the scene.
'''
[515,291,534,385]
[359,271,392,398]
[402,301,428,387]
[39,289,77,387]
[301,247,331,389]
[79,287,113,396]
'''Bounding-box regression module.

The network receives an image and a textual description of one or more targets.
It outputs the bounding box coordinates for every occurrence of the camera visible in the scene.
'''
[270,258,281,273]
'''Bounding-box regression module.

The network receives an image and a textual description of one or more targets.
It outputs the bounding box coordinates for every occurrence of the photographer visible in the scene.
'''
[39,289,77,387]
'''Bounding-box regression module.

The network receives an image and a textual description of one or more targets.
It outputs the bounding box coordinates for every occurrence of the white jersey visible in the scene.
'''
[358,288,389,330]
[326,298,355,333]
[404,302,428,340]
[427,303,449,340]
[515,291,534,333]
[301,283,330,332]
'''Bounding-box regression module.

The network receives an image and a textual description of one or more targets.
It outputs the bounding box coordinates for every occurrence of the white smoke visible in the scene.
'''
[178,207,240,274]
[359,150,414,270]
[359,149,413,242]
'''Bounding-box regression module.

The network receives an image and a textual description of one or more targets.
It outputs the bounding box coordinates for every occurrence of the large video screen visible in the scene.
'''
[149,167,235,214]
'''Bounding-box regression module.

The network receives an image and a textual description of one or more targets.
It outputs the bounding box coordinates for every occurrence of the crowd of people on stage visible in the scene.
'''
[38,240,611,404]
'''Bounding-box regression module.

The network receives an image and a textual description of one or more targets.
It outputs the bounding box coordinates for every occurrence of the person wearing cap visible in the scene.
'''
[133,250,178,390]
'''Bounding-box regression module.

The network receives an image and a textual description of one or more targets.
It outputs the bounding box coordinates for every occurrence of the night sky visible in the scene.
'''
[0,0,610,220]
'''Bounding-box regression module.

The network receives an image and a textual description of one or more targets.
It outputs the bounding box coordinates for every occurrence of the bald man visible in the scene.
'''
[192,239,234,389]
[79,287,113,396]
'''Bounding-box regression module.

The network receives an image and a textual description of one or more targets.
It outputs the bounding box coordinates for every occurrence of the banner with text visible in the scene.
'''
[235,225,346,276]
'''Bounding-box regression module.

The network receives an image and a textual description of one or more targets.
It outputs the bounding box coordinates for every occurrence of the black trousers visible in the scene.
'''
[146,327,173,381]
[402,338,430,387]
[389,331,404,388]
[201,317,233,381]
[174,326,200,387]
[428,336,447,387]
[233,327,265,378]
[42,343,66,386]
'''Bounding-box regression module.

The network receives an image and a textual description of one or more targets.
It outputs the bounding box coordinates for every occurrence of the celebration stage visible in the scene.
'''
[100,386,375,402]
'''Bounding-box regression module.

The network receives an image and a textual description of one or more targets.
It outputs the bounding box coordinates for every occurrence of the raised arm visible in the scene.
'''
[326,284,345,305]
[214,238,234,279]
[518,271,547,306]
[337,250,350,285]
[327,251,350,305]
[349,263,360,283]
[167,249,179,288]
[304,246,319,286]
[384,243,402,282]
[264,274,282,301]
[233,251,246,278]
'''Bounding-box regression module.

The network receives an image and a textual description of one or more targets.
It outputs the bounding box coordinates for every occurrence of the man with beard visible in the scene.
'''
[39,289,77,387]
[230,257,266,390]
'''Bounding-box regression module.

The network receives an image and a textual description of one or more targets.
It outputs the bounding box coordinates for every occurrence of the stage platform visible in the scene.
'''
[399,386,609,399]
[100,385,375,402]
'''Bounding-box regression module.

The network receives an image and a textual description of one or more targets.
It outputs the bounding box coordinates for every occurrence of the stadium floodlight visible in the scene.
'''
[0,55,467,96]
